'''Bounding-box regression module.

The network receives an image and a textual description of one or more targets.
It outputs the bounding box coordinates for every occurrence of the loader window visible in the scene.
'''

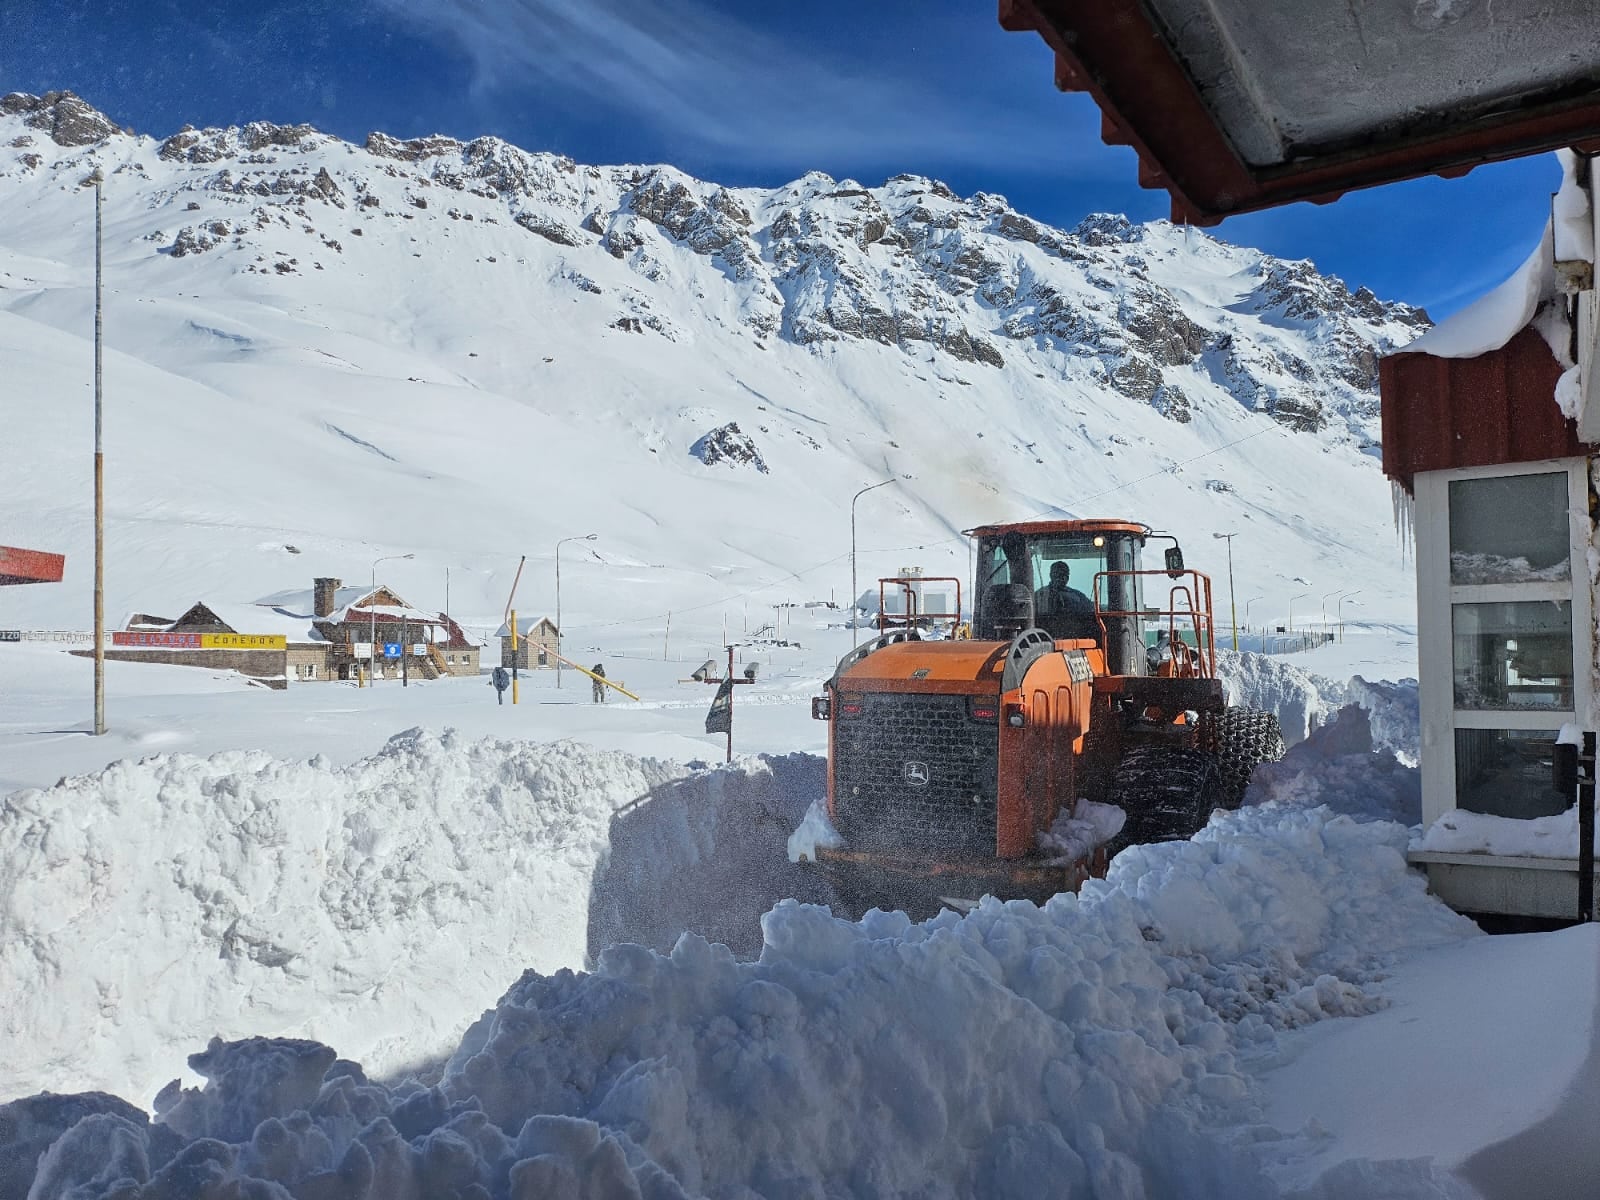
[1028,538,1108,642]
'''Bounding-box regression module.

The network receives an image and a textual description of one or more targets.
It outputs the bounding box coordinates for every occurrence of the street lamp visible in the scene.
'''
[1287,592,1309,634]
[554,533,597,687]
[1212,532,1238,652]
[851,478,897,647]
[1320,587,1346,636]
[1337,590,1363,642]
[370,553,414,684]
[1243,595,1265,631]
[82,166,106,734]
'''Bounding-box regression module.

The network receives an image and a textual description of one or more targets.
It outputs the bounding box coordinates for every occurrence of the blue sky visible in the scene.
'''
[1,0,1560,317]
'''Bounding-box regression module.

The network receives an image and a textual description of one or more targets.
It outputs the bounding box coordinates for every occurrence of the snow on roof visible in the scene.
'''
[1402,221,1554,360]
[252,584,436,625]
[253,584,368,613]
[1399,150,1585,364]
[495,615,557,638]
[332,600,439,624]
[182,602,326,643]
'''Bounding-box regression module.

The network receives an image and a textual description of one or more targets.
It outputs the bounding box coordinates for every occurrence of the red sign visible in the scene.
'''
[0,545,65,587]
[113,631,202,648]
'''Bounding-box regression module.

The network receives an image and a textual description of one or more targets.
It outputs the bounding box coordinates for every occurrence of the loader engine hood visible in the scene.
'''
[829,636,1007,696]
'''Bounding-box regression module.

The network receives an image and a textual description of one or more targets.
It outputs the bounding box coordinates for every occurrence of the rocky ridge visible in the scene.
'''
[1,91,1427,457]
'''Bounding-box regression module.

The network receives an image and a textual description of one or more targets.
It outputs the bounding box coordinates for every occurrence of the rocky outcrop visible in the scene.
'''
[692,423,768,473]
[365,132,461,161]
[1,90,119,147]
[515,211,582,246]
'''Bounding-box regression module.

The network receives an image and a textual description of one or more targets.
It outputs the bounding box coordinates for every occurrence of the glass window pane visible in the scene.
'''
[1448,473,1569,584]
[1452,600,1574,710]
[1454,728,1571,819]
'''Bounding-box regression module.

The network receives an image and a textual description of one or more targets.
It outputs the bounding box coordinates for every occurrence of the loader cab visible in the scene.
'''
[969,520,1149,675]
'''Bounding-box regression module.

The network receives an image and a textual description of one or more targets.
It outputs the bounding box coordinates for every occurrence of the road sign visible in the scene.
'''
[383,642,401,658]
[0,630,20,642]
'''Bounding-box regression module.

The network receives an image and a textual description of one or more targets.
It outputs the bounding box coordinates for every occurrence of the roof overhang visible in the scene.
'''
[1000,0,1600,223]
[0,545,65,586]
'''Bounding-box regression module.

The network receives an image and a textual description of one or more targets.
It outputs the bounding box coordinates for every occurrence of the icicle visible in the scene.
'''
[1391,480,1415,563]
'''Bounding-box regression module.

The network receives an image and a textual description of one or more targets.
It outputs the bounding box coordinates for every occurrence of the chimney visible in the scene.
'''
[313,577,341,618]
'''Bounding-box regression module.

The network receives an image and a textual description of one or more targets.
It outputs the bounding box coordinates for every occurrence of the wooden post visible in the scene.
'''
[510,608,519,705]
[93,172,105,736]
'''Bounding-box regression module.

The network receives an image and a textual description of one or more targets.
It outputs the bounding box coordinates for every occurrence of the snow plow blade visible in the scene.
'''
[813,846,1108,920]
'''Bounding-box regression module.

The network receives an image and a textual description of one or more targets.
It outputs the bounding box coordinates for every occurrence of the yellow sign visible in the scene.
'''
[200,633,287,650]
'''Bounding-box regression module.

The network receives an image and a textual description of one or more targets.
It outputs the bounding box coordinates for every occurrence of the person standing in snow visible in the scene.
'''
[591,662,607,703]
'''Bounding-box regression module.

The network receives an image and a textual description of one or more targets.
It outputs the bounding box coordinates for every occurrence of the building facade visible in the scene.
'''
[499,616,560,670]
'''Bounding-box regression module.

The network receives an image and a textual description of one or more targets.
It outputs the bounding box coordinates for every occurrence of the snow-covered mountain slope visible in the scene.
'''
[0,91,1425,641]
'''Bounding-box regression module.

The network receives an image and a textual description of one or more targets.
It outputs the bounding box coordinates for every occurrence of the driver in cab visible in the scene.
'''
[1035,560,1099,642]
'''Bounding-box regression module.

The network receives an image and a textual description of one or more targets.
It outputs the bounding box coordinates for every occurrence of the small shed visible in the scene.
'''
[498,616,560,670]
[1380,157,1599,917]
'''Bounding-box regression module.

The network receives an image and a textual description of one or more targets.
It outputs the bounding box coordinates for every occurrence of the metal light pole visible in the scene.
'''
[370,552,413,684]
[1243,595,1264,634]
[554,533,597,688]
[1337,590,1362,642]
[851,478,895,647]
[1320,587,1346,634]
[88,167,106,735]
[1288,592,1309,635]
[1212,532,1238,651]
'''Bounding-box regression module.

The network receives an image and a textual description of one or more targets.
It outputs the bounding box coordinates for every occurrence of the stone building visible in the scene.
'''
[255,576,481,681]
[498,616,560,669]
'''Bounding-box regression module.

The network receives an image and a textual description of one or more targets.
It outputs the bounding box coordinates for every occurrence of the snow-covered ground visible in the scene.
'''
[3,92,1587,1200]
[6,623,1597,1200]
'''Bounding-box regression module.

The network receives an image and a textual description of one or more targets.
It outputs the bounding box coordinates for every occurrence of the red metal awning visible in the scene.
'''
[0,545,65,586]
[1380,327,1586,492]
[1000,0,1600,224]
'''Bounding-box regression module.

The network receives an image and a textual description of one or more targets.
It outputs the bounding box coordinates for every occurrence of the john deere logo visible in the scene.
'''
[904,761,930,786]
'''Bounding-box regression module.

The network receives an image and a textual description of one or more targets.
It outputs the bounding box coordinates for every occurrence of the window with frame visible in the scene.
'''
[1443,468,1580,820]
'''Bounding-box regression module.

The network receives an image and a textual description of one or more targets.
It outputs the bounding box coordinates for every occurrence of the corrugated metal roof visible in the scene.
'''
[1380,326,1587,491]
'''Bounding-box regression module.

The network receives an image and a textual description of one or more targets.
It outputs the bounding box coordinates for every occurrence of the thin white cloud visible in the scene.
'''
[371,0,1108,175]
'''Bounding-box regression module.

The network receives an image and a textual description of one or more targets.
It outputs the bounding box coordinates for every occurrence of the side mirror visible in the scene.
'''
[743,662,759,682]
[811,695,832,721]
[1164,546,1185,578]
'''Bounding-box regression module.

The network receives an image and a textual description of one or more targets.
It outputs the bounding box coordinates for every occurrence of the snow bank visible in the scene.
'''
[6,758,1478,1199]
[1215,650,1418,763]
[1244,705,1422,827]
[0,730,685,1105]
[1217,649,1341,746]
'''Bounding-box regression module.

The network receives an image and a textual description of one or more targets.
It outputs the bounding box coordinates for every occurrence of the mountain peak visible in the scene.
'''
[0,90,122,147]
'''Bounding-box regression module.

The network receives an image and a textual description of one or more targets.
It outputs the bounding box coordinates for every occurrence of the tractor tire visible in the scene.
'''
[1108,745,1224,851]
[1201,707,1286,809]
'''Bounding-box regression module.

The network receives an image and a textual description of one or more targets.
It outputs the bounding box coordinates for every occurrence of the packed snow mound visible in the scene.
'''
[0,730,686,1105]
[1215,651,1418,762]
[1244,705,1421,827]
[7,796,1477,1200]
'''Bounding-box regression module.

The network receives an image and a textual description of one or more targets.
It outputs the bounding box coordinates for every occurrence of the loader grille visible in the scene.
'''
[833,693,999,857]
